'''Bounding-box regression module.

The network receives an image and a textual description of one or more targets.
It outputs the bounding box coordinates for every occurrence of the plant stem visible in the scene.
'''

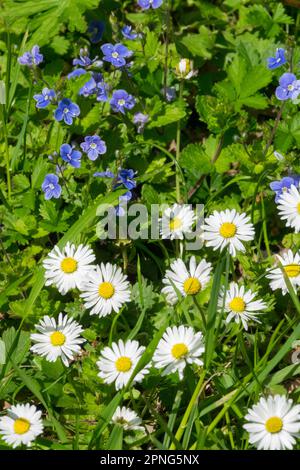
[264,102,285,156]
[1,105,11,200]
[169,369,206,450]
[176,80,184,202]
[163,0,171,99]
[193,296,207,330]
[121,245,128,271]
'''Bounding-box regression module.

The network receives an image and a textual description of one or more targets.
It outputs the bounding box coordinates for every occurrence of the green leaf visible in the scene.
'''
[179,27,216,59]
[0,340,6,365]
[239,93,268,109]
[196,95,234,133]
[148,104,186,128]
[180,144,212,179]
[106,425,123,450]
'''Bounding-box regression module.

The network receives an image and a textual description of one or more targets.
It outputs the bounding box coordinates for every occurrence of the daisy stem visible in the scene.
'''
[169,368,206,450]
[175,80,184,203]
[121,245,128,271]
[193,296,207,330]
[260,193,272,259]
[0,104,11,201]
[225,410,235,449]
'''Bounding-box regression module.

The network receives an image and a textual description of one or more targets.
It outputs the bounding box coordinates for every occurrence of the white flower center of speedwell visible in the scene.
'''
[14,418,31,435]
[265,416,283,433]
[219,222,237,238]
[288,84,294,91]
[63,108,69,114]
[169,216,182,231]
[44,95,49,100]
[98,282,115,299]
[284,264,300,277]
[50,331,66,346]
[90,143,97,149]
[49,183,55,190]
[229,296,245,312]
[60,257,78,273]
[118,99,126,106]
[171,343,188,359]
[115,356,132,372]
[183,277,201,295]
[112,52,119,58]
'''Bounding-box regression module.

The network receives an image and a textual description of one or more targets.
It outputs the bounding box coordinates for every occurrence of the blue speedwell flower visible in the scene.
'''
[88,20,105,44]
[110,90,136,114]
[122,26,140,40]
[133,112,149,133]
[138,0,163,9]
[67,68,87,80]
[33,88,56,108]
[54,99,80,125]
[267,48,287,70]
[79,76,98,97]
[80,135,107,160]
[94,168,136,217]
[275,73,300,101]
[163,86,176,102]
[270,176,300,202]
[94,170,115,178]
[60,144,82,168]
[96,80,109,102]
[73,47,96,67]
[101,43,132,68]
[18,45,43,66]
[117,169,137,190]
[42,174,61,200]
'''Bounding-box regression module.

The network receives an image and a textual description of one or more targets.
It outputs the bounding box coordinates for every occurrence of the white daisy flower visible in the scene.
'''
[162,256,212,304]
[111,406,144,431]
[175,59,197,80]
[218,282,267,330]
[202,209,255,257]
[277,184,300,233]
[160,203,195,240]
[43,242,96,294]
[0,403,43,448]
[30,313,85,367]
[80,263,131,317]
[152,325,204,380]
[243,395,300,450]
[266,249,300,295]
[97,339,149,390]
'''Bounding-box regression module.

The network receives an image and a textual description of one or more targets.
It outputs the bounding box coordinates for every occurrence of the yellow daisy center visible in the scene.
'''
[183,277,202,295]
[115,356,132,372]
[219,222,237,239]
[50,331,66,346]
[169,217,182,231]
[14,418,30,435]
[98,282,115,299]
[60,257,77,273]
[297,202,300,214]
[172,343,188,359]
[284,264,300,278]
[265,416,283,434]
[229,296,246,312]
